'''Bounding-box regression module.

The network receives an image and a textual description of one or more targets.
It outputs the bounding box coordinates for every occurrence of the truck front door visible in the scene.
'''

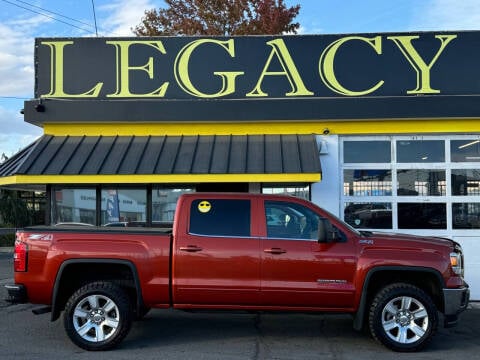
[172,197,260,307]
[260,200,358,309]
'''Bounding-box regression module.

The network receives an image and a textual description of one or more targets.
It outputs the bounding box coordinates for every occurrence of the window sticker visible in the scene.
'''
[198,201,212,213]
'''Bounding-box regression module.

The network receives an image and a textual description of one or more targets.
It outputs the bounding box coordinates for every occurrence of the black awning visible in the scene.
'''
[0,134,321,186]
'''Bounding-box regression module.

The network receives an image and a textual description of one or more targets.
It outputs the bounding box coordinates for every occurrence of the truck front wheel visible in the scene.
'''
[63,281,133,351]
[368,283,438,352]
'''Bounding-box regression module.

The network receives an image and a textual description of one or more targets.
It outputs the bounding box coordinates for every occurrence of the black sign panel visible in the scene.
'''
[34,32,480,100]
[25,32,480,124]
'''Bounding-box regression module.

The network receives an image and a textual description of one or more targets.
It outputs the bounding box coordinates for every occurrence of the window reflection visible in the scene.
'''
[398,203,446,229]
[397,170,446,196]
[452,170,480,196]
[453,203,480,229]
[262,185,310,200]
[153,188,194,222]
[52,188,96,225]
[397,140,445,163]
[344,202,392,229]
[343,141,391,163]
[451,139,480,162]
[343,170,392,196]
[101,189,146,226]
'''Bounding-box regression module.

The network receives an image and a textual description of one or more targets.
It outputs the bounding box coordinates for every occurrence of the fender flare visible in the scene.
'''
[50,258,143,321]
[352,266,445,330]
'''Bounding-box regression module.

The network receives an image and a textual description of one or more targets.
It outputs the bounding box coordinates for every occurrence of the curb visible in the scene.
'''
[0,247,13,253]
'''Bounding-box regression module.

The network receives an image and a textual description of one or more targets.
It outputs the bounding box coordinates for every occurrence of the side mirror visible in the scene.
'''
[318,218,337,243]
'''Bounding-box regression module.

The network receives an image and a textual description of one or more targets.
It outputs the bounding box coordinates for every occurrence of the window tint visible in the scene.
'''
[398,203,446,229]
[343,170,392,196]
[397,169,446,196]
[344,202,392,229]
[453,203,480,229]
[265,201,320,240]
[451,169,480,196]
[343,141,391,163]
[189,199,251,237]
[451,140,480,162]
[396,140,444,163]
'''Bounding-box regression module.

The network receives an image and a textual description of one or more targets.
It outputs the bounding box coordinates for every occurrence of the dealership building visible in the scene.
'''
[0,31,479,298]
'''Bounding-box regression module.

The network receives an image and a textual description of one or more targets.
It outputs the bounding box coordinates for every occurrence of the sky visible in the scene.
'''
[0,0,479,159]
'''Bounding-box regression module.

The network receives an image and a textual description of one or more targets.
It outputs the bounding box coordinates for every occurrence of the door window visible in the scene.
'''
[189,199,251,237]
[264,201,320,240]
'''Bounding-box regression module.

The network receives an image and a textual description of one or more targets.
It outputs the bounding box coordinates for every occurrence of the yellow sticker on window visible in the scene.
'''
[198,201,212,213]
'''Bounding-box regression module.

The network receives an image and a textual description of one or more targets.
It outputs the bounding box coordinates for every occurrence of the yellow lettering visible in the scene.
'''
[41,41,103,98]
[388,34,457,94]
[246,39,313,97]
[319,36,384,96]
[174,39,244,98]
[106,40,169,97]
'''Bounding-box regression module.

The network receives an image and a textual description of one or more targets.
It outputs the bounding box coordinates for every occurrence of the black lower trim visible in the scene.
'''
[4,284,27,303]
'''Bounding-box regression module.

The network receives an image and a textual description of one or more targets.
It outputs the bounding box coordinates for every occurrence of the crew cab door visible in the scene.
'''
[260,199,358,309]
[172,197,260,306]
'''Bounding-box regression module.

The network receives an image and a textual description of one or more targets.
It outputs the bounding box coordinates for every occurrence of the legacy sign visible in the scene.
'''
[35,32,478,100]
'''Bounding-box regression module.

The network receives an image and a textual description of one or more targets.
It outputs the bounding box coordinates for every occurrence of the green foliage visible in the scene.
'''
[0,233,14,247]
[0,190,33,228]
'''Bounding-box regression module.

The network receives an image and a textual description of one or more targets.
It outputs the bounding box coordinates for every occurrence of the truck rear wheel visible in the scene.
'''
[368,283,438,352]
[63,281,133,351]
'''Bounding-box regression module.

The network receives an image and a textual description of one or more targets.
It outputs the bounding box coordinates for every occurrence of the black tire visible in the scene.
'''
[63,281,133,351]
[368,283,438,352]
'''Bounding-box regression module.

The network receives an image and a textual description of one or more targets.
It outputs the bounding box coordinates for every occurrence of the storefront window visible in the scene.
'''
[452,203,480,229]
[101,189,146,226]
[396,140,444,163]
[452,169,480,196]
[52,188,96,225]
[343,141,391,163]
[262,185,310,200]
[152,187,194,222]
[343,170,392,196]
[344,202,392,229]
[398,203,446,229]
[397,170,446,196]
[451,139,480,162]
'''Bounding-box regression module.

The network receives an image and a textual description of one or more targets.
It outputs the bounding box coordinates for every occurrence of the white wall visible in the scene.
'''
[311,135,341,216]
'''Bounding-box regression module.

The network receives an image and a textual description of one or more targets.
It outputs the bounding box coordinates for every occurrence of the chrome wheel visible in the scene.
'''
[369,283,437,352]
[381,296,429,344]
[64,282,132,350]
[73,294,120,342]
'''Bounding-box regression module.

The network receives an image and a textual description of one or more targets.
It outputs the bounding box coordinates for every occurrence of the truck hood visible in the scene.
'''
[360,230,456,251]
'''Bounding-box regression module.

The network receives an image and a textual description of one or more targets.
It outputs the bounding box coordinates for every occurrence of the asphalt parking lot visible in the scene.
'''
[1,251,479,360]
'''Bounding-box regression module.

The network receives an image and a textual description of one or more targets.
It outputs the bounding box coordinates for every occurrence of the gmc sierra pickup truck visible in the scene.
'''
[5,193,469,352]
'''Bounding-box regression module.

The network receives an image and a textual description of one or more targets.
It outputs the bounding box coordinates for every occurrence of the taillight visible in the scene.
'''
[14,241,27,272]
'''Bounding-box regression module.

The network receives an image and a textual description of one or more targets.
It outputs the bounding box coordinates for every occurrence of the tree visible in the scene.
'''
[133,0,301,36]
[0,190,33,228]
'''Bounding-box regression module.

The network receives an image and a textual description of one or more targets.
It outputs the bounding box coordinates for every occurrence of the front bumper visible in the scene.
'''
[443,285,470,327]
[4,283,27,303]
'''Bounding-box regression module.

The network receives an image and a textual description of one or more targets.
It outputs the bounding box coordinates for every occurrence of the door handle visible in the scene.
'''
[264,248,287,254]
[179,245,203,252]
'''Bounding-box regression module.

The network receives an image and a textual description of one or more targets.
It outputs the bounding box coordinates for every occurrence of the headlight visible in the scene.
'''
[450,250,464,276]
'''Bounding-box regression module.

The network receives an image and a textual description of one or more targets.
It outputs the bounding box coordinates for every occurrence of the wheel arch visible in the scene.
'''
[353,266,445,331]
[51,259,143,321]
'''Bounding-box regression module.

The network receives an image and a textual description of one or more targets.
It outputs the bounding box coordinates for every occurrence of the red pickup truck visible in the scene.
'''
[5,193,469,352]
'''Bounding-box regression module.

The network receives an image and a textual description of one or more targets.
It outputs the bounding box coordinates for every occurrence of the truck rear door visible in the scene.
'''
[172,197,260,307]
